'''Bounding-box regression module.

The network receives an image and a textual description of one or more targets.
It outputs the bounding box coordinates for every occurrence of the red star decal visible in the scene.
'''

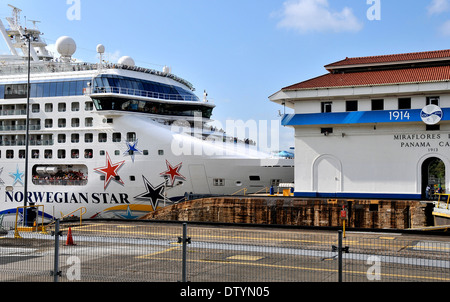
[94,152,125,189]
[160,160,186,186]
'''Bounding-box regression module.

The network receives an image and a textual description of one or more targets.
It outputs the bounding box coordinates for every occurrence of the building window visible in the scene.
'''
[213,179,225,186]
[426,96,440,106]
[321,128,333,136]
[372,99,384,111]
[398,98,411,110]
[321,102,332,113]
[346,100,358,112]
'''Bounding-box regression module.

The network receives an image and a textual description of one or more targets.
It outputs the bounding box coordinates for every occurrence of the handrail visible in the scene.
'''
[253,187,269,195]
[232,188,248,196]
[14,205,47,238]
[59,207,87,226]
[436,194,450,210]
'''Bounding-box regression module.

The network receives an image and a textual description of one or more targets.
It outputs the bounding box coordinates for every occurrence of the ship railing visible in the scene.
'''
[232,188,248,196]
[86,86,203,103]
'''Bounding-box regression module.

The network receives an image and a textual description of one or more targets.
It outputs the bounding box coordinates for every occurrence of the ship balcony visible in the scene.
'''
[85,86,209,104]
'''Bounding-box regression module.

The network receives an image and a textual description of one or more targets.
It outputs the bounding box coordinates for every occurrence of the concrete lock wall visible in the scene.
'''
[143,198,431,230]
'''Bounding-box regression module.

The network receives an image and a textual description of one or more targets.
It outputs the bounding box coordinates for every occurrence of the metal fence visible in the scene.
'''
[0,220,449,283]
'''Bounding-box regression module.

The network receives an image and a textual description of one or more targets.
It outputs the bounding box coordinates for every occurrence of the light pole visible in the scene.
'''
[22,32,31,226]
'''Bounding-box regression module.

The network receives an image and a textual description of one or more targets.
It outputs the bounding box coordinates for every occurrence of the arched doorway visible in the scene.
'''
[421,157,446,199]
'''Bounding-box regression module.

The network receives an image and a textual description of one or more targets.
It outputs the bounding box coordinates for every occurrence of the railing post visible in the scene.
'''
[178,223,191,282]
[338,230,343,283]
[51,219,62,282]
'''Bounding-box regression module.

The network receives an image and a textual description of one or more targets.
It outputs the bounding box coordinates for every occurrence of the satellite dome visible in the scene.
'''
[118,56,135,67]
[55,36,77,57]
[96,44,105,54]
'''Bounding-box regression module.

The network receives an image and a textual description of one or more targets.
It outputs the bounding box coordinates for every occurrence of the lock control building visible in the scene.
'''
[270,50,450,200]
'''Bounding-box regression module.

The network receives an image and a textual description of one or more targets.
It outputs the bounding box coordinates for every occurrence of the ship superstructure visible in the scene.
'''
[0,5,293,222]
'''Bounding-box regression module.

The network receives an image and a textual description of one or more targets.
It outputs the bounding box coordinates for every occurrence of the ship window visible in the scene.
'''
[85,118,93,127]
[19,150,24,159]
[0,85,4,99]
[100,150,105,156]
[143,150,149,155]
[85,102,93,111]
[32,150,39,159]
[213,179,225,186]
[85,134,93,143]
[249,176,261,181]
[72,102,80,111]
[271,179,281,187]
[58,119,66,128]
[58,134,66,144]
[6,150,13,159]
[58,150,66,159]
[58,103,66,112]
[71,134,79,143]
[45,119,53,128]
[71,118,80,127]
[113,133,121,142]
[115,150,120,156]
[32,165,88,186]
[44,150,53,159]
[32,104,40,113]
[99,133,107,143]
[130,176,136,181]
[45,103,53,112]
[127,132,136,142]
[84,149,93,159]
[158,150,164,156]
[71,150,79,158]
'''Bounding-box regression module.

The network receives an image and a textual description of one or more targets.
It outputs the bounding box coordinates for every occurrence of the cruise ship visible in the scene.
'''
[0,5,293,223]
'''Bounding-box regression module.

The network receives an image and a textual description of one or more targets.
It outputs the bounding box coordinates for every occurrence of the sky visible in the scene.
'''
[1,0,450,152]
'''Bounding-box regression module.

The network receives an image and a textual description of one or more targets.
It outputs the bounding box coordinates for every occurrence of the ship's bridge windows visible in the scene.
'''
[92,97,213,119]
[32,165,88,186]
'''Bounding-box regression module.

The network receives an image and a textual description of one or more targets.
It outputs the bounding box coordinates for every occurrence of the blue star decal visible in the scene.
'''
[117,206,140,219]
[124,140,142,163]
[9,165,24,186]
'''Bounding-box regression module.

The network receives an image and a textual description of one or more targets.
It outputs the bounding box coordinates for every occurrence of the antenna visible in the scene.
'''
[7,4,22,29]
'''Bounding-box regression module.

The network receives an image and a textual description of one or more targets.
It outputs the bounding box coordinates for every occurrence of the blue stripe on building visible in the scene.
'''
[282,108,450,126]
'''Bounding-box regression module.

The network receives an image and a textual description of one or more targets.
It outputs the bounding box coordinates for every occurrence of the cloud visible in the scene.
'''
[427,0,450,15]
[439,19,450,36]
[275,0,363,34]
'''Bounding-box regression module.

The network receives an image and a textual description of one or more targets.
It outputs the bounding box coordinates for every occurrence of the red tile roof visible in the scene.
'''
[283,65,450,91]
[325,49,450,69]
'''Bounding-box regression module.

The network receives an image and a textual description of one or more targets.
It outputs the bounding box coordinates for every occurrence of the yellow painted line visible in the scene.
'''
[379,237,396,240]
[137,246,180,259]
[227,255,264,261]
[146,257,450,282]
